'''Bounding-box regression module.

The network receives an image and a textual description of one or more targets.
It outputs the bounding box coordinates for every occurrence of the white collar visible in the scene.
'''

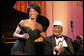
[54,36,68,47]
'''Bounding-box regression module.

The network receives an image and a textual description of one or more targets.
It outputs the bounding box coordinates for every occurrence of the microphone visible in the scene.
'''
[70,20,74,39]
[70,20,73,28]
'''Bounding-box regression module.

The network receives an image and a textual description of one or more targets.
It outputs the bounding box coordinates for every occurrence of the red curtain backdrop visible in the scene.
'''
[13,1,83,40]
[13,1,45,16]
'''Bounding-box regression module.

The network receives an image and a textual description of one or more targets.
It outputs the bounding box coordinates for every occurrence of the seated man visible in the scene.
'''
[43,20,75,55]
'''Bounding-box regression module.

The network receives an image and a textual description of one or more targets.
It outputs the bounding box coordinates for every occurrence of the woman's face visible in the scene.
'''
[53,25,63,37]
[29,8,39,19]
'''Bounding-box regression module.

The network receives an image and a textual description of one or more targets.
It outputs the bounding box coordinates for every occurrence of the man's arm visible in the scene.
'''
[63,38,75,55]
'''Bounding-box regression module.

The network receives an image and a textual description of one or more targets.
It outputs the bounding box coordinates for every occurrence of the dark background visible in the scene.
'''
[1,1,27,55]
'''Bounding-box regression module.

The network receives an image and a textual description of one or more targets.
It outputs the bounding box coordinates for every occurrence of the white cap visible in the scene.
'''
[53,20,63,26]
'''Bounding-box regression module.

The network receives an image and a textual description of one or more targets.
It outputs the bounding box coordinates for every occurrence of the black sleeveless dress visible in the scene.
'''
[11,25,41,55]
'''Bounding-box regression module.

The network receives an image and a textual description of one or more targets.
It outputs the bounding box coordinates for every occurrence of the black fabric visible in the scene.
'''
[36,15,50,32]
[26,15,50,32]
[11,25,41,55]
[43,34,75,55]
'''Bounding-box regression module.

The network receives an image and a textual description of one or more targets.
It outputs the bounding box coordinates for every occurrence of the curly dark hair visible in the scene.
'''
[27,3,41,18]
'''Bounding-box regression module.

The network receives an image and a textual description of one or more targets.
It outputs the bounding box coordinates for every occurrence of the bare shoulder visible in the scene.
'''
[37,23,43,31]
[19,20,26,26]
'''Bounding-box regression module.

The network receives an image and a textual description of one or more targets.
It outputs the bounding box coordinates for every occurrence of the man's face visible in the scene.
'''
[53,25,63,37]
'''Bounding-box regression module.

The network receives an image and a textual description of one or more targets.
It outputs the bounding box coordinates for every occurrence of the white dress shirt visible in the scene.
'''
[53,35,68,55]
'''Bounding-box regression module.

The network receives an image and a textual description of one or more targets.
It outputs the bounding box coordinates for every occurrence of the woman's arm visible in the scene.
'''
[13,20,29,40]
[37,23,46,38]
[40,31,46,38]
[34,23,46,42]
[13,26,23,38]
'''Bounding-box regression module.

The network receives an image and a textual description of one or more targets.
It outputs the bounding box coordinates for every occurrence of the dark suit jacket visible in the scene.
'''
[43,34,75,55]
